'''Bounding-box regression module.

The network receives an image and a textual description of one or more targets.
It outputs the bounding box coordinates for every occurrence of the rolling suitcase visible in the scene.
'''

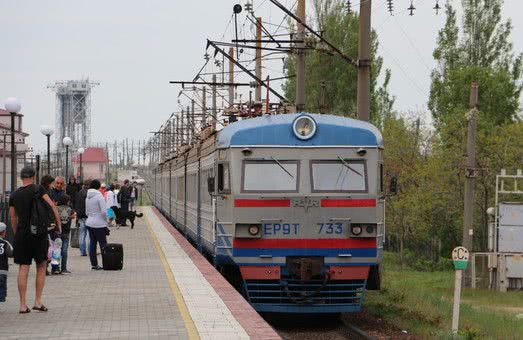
[102,243,124,270]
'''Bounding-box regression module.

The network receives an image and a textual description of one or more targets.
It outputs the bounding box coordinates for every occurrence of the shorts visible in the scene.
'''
[0,274,6,302]
[13,233,48,265]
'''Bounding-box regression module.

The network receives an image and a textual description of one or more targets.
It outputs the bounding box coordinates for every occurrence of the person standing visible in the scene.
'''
[0,222,14,303]
[74,181,90,256]
[49,176,66,202]
[49,176,74,274]
[117,180,131,227]
[66,176,80,206]
[106,185,119,226]
[85,180,107,270]
[129,183,139,212]
[55,195,74,274]
[9,166,61,313]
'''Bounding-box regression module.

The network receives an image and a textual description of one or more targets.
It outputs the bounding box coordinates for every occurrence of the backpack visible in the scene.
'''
[29,187,52,238]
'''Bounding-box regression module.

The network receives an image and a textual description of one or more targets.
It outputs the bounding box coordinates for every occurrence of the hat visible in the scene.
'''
[21,166,36,179]
[0,222,6,233]
[101,183,106,187]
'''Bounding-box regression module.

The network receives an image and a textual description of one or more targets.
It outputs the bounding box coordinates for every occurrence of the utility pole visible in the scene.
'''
[255,17,263,102]
[357,0,371,121]
[229,47,235,108]
[463,82,478,287]
[181,109,185,145]
[319,80,327,114]
[191,100,195,143]
[295,0,306,112]
[175,115,179,148]
[202,86,207,126]
[212,74,217,130]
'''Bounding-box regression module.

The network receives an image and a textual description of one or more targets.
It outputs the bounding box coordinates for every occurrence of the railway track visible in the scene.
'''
[266,313,376,340]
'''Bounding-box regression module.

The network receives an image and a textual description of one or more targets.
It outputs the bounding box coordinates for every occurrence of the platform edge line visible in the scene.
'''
[144,209,200,340]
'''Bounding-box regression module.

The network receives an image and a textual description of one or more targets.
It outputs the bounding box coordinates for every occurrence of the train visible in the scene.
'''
[150,113,385,313]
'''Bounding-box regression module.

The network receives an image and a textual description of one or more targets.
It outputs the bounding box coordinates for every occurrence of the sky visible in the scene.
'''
[1,0,522,153]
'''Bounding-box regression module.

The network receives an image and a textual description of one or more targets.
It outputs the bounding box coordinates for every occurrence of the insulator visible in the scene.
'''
[346,0,352,14]
[433,0,441,14]
[245,1,253,15]
[214,60,222,67]
[408,0,416,16]
[387,0,394,15]
[204,53,210,61]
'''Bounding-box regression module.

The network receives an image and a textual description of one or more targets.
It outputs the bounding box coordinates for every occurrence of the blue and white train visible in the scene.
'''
[151,113,385,313]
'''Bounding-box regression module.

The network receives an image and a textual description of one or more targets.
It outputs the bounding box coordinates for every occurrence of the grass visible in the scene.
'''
[364,252,523,339]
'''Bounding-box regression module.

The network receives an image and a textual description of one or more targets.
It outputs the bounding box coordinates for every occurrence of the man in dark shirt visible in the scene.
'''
[118,179,132,226]
[50,176,66,202]
[9,166,61,313]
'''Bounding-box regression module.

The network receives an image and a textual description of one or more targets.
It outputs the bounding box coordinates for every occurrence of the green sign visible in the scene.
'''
[453,260,468,270]
[452,246,469,271]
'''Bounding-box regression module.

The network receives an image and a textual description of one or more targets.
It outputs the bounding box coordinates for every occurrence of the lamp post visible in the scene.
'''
[62,137,73,179]
[77,147,85,183]
[4,97,21,194]
[40,125,54,175]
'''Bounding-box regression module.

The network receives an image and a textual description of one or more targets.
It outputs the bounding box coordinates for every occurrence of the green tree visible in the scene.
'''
[283,0,394,127]
[429,0,523,127]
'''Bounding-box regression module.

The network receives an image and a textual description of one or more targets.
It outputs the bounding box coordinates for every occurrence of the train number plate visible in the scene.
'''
[317,223,345,234]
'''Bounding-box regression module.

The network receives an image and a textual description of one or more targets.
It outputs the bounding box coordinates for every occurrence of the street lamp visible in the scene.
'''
[40,125,54,175]
[62,137,73,179]
[4,97,21,194]
[77,147,85,183]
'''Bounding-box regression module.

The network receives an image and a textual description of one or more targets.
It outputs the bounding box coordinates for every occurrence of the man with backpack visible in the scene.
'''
[9,166,61,313]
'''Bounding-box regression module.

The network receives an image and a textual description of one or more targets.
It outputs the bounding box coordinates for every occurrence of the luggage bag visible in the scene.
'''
[102,243,124,270]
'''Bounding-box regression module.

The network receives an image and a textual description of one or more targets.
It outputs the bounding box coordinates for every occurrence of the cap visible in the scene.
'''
[101,183,106,187]
[21,166,36,179]
[0,222,6,233]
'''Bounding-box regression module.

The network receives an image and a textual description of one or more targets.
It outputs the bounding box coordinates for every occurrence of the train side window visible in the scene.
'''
[218,163,230,193]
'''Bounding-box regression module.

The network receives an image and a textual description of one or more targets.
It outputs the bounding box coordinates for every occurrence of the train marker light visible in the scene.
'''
[292,115,317,140]
[366,225,374,234]
[351,225,362,235]
[248,225,260,235]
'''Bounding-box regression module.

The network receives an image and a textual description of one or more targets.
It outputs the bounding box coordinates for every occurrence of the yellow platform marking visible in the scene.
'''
[144,211,200,340]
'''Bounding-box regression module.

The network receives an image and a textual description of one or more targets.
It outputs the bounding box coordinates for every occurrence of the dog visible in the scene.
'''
[125,211,143,229]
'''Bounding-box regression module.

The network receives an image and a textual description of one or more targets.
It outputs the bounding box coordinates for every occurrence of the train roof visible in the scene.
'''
[217,113,383,148]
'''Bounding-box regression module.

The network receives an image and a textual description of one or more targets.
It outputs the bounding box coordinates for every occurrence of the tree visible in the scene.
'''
[283,0,394,127]
[429,0,523,127]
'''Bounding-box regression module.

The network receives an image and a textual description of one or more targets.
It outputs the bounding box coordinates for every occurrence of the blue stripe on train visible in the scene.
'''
[232,248,377,257]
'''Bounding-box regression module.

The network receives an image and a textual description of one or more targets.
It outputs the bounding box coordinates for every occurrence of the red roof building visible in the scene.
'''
[72,147,108,181]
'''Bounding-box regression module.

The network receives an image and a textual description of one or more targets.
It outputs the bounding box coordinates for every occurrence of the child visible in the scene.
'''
[0,222,14,302]
[56,194,74,274]
[50,238,62,275]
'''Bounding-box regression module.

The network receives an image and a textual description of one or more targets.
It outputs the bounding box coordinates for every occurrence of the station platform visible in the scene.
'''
[0,206,280,340]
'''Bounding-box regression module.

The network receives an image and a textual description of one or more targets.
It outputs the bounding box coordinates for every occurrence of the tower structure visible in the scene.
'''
[48,79,99,149]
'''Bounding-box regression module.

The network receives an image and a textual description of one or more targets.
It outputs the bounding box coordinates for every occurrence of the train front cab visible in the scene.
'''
[214,114,385,313]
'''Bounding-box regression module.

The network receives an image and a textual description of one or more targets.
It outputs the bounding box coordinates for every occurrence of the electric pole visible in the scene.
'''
[229,47,235,107]
[463,82,478,287]
[191,100,195,143]
[295,0,306,112]
[212,74,217,129]
[357,0,371,121]
[202,86,207,126]
[255,17,263,102]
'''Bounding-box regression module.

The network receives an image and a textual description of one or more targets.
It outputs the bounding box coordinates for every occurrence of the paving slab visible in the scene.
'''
[0,215,190,340]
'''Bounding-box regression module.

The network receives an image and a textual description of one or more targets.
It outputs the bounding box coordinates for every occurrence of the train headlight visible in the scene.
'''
[248,225,260,236]
[352,226,362,235]
[366,225,374,234]
[293,115,317,140]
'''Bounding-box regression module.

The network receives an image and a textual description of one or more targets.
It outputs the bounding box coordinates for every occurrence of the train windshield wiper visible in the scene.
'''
[270,157,294,179]
[337,156,363,177]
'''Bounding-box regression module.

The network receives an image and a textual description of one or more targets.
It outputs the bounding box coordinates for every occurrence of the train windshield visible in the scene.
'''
[311,160,367,192]
[242,160,299,192]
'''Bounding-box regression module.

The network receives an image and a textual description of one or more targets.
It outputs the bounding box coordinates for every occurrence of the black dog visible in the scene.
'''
[125,211,143,228]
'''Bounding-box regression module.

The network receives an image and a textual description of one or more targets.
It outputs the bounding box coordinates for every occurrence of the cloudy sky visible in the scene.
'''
[1,0,522,153]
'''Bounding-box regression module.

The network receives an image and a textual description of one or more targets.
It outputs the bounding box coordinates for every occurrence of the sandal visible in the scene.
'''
[19,307,31,314]
[32,305,48,312]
